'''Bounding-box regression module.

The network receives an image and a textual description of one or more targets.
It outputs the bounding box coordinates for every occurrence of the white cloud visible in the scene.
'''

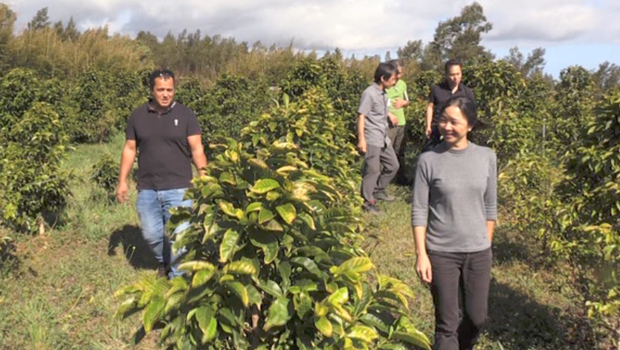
[6,0,620,50]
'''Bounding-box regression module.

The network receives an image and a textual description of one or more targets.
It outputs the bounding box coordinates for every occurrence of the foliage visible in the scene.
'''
[91,153,119,202]
[176,74,273,155]
[0,102,70,232]
[422,2,493,70]
[240,88,363,210]
[117,137,430,350]
[68,69,147,143]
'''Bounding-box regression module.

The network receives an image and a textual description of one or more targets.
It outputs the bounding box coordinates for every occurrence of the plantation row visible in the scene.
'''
[1,56,619,347]
[0,4,619,348]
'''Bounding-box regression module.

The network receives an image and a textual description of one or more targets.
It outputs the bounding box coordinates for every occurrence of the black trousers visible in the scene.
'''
[422,125,441,153]
[428,248,492,350]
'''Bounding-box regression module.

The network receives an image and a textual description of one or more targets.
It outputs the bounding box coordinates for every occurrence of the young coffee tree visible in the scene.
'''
[117,138,430,350]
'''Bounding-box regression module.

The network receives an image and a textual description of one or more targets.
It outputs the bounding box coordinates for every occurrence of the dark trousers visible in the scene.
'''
[361,144,399,203]
[428,248,492,350]
[422,125,441,153]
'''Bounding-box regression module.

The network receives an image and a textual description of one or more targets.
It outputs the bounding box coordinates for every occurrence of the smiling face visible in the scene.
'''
[438,105,471,148]
[151,77,175,110]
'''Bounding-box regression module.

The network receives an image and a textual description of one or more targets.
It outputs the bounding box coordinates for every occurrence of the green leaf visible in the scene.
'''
[295,292,313,319]
[392,330,432,350]
[258,207,276,224]
[291,256,323,279]
[224,281,250,307]
[164,293,184,314]
[327,287,349,306]
[246,285,262,307]
[196,306,217,342]
[250,231,279,264]
[334,257,374,275]
[298,212,316,230]
[143,296,164,333]
[264,219,284,232]
[348,325,379,343]
[252,179,280,194]
[315,316,333,337]
[192,269,216,288]
[223,260,258,276]
[264,297,291,331]
[246,202,263,213]
[178,261,216,272]
[219,201,237,217]
[360,313,389,333]
[116,297,137,319]
[257,279,283,297]
[219,229,240,263]
[219,172,236,185]
[276,203,297,225]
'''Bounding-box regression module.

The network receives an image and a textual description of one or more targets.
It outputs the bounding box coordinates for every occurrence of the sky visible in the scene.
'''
[5,0,619,77]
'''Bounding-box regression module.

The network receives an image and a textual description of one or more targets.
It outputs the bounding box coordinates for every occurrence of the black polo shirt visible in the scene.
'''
[428,81,477,123]
[126,101,201,190]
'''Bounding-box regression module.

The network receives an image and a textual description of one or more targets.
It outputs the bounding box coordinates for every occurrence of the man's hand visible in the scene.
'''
[392,98,408,109]
[425,127,433,139]
[357,139,367,154]
[416,253,433,284]
[116,181,129,204]
[388,113,398,126]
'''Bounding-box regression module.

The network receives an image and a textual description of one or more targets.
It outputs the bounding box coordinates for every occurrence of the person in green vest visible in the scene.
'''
[386,59,410,182]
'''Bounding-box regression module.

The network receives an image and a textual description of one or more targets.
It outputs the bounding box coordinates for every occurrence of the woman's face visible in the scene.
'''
[438,105,470,148]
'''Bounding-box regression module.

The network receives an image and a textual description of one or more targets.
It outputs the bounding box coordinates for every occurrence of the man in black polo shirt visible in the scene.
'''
[423,59,476,152]
[116,69,207,278]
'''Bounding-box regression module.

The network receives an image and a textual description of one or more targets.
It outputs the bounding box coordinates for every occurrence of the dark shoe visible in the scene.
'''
[363,201,381,214]
[373,191,395,202]
[157,263,167,278]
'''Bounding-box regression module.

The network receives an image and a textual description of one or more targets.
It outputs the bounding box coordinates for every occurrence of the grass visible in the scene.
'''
[0,133,596,349]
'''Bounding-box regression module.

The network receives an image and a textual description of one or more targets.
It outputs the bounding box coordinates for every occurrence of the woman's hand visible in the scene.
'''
[416,253,433,284]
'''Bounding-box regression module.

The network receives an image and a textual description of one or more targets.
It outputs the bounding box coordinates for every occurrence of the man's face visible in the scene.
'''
[446,65,462,88]
[152,77,175,109]
[383,72,397,88]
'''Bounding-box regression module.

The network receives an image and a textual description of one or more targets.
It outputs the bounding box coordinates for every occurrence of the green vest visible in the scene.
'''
[386,79,407,126]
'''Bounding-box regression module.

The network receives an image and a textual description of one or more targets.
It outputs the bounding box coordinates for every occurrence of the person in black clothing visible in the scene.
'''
[423,60,476,152]
[116,69,207,278]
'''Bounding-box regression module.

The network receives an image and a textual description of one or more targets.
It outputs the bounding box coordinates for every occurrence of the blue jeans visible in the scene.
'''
[136,188,192,278]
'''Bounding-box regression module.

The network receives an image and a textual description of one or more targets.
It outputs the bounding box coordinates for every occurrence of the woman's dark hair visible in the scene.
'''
[374,63,397,84]
[148,69,175,90]
[444,59,462,75]
[388,59,403,71]
[439,96,479,128]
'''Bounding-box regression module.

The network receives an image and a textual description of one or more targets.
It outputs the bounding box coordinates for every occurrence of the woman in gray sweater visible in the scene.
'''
[411,96,497,350]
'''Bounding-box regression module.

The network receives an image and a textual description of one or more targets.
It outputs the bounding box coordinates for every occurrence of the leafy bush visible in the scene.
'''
[553,90,620,347]
[91,153,119,202]
[240,88,362,209]
[0,102,70,232]
[117,138,430,350]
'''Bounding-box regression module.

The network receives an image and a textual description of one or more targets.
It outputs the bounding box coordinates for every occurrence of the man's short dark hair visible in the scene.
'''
[444,59,462,74]
[149,69,175,90]
[374,63,397,84]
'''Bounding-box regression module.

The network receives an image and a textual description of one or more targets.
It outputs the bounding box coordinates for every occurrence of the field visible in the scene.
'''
[0,133,595,350]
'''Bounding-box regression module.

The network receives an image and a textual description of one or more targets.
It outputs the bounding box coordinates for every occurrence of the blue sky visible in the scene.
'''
[6,0,619,78]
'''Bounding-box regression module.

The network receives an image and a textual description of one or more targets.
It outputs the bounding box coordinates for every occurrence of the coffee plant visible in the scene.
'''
[117,137,430,350]
[0,102,70,232]
[240,88,362,210]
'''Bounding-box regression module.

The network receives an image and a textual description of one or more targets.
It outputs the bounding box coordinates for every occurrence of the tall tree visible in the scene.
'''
[27,7,50,31]
[0,4,16,69]
[504,46,546,78]
[592,61,620,92]
[423,2,493,70]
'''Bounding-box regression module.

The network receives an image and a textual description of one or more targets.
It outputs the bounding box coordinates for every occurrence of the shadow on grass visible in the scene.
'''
[0,240,22,278]
[485,279,595,350]
[108,225,159,270]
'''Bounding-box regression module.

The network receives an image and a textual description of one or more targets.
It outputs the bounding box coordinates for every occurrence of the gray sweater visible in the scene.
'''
[412,142,497,253]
